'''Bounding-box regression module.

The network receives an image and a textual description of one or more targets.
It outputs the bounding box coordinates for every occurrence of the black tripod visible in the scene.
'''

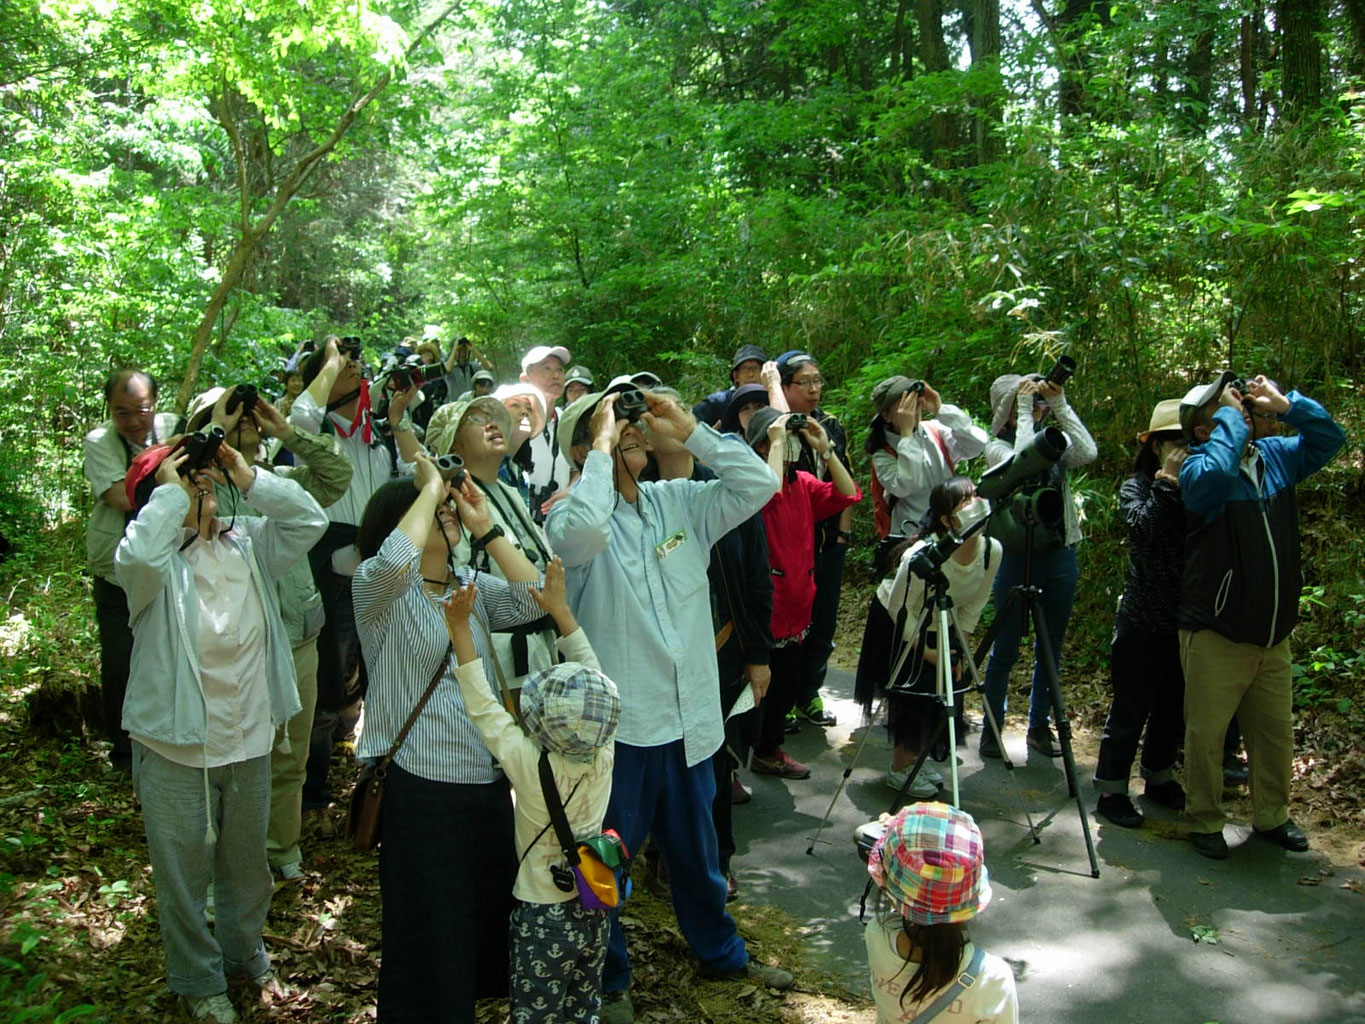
[968,515,1101,878]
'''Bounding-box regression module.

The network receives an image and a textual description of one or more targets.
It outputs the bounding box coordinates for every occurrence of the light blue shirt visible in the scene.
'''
[546,424,778,766]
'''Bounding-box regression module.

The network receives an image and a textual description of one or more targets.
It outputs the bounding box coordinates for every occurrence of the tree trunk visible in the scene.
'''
[1344,0,1365,78]
[971,0,1002,165]
[915,0,956,161]
[172,3,462,413]
[1277,0,1323,120]
[1055,0,1108,120]
[1181,19,1215,131]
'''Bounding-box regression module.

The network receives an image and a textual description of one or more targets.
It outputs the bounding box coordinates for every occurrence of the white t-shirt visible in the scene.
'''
[865,917,1018,1024]
[877,537,1003,637]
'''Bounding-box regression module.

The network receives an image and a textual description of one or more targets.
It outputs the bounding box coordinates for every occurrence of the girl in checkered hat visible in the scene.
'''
[865,802,1018,1023]
[443,556,621,1024]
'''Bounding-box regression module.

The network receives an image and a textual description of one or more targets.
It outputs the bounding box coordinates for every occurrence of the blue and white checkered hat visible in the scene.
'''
[521,663,620,763]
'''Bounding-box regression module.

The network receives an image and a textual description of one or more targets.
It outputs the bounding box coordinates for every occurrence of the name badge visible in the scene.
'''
[655,530,687,559]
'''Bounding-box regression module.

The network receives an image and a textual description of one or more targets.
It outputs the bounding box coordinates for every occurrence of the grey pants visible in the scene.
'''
[509,899,609,1023]
[132,745,272,998]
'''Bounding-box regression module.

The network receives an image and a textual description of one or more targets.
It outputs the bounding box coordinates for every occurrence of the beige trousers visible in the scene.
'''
[267,637,319,869]
[1180,629,1293,834]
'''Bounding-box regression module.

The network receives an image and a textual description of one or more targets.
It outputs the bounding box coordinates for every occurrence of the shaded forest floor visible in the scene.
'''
[2,517,1364,1021]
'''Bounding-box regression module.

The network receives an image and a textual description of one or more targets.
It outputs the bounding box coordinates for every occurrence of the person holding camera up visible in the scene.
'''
[84,368,180,775]
[980,363,1096,760]
[1090,399,1190,829]
[116,433,327,1023]
[185,386,353,880]
[351,453,546,1022]
[867,376,989,548]
[1177,373,1345,859]
[547,387,790,1024]
[744,406,861,779]
[289,336,422,815]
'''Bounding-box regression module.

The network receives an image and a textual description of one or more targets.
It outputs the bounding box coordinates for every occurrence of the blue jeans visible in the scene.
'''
[131,745,272,998]
[982,546,1079,731]
[603,740,747,992]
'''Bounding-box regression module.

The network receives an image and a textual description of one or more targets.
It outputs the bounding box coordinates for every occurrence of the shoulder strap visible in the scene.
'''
[473,605,525,726]
[922,421,955,473]
[908,945,987,1024]
[537,749,582,866]
[377,642,451,770]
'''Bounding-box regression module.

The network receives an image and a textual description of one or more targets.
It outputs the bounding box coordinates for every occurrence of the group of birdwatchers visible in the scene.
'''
[84,328,1344,1024]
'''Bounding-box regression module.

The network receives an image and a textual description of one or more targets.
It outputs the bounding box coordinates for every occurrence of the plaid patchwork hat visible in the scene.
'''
[867,802,992,925]
[520,662,620,764]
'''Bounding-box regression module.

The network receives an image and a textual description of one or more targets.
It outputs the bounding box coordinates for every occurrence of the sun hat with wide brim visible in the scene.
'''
[870,375,920,420]
[867,802,991,926]
[556,377,642,463]
[731,344,768,371]
[425,396,512,456]
[1137,398,1185,442]
[493,383,548,438]
[987,373,1049,437]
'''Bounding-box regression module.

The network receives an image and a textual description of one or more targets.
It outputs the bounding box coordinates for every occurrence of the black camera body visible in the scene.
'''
[786,413,809,432]
[225,384,257,418]
[616,388,647,423]
[435,453,467,489]
[177,426,226,477]
[388,361,443,391]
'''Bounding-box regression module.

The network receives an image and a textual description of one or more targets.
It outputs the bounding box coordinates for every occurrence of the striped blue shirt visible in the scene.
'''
[353,531,542,783]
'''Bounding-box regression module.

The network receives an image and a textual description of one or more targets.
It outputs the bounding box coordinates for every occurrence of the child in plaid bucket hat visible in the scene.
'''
[443,556,621,1024]
[864,802,1018,1023]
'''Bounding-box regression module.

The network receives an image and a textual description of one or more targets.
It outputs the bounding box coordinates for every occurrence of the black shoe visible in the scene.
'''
[978,731,1002,760]
[1143,780,1186,810]
[1253,819,1309,852]
[1096,793,1144,828]
[1191,830,1228,859]
[1026,725,1062,758]
[795,698,836,727]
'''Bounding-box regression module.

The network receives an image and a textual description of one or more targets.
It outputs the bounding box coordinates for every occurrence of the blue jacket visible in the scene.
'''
[1177,393,1345,647]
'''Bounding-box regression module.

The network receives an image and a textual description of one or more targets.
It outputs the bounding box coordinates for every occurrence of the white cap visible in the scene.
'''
[520,345,571,373]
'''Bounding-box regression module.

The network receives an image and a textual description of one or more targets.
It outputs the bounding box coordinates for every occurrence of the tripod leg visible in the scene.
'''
[949,611,1041,843]
[805,692,890,855]
[1027,592,1100,878]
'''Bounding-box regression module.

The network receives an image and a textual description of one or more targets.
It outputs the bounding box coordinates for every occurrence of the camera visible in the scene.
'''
[616,388,647,423]
[786,413,809,432]
[901,496,992,585]
[434,453,466,489]
[1045,355,1076,387]
[225,384,257,418]
[176,426,226,476]
[387,361,443,391]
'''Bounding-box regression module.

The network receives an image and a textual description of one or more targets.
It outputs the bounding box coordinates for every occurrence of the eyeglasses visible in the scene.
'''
[792,376,824,389]
[463,413,494,428]
[113,406,154,420]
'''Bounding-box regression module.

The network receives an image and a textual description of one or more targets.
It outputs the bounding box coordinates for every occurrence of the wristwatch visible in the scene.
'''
[472,524,505,547]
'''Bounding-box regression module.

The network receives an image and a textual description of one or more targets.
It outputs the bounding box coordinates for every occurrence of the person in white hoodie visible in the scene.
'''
[116,436,326,1023]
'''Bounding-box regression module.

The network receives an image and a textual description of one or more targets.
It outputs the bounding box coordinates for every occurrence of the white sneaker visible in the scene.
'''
[275,860,304,881]
[182,993,238,1023]
[885,767,938,798]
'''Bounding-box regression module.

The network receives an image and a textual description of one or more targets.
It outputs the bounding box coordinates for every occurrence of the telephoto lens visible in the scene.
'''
[786,413,809,432]
[435,453,467,489]
[616,388,647,423]
[1045,355,1077,387]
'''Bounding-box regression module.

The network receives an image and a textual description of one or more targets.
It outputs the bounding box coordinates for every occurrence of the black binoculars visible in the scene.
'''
[435,454,467,489]
[786,413,809,432]
[225,384,258,418]
[177,426,226,476]
[616,388,647,423]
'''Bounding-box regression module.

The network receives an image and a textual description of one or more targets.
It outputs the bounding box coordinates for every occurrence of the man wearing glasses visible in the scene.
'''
[84,369,180,775]
[765,350,850,731]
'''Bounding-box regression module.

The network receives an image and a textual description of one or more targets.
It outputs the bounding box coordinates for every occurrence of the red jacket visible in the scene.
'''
[762,470,862,641]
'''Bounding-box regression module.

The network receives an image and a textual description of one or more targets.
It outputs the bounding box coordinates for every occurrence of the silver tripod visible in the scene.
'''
[805,562,1040,853]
